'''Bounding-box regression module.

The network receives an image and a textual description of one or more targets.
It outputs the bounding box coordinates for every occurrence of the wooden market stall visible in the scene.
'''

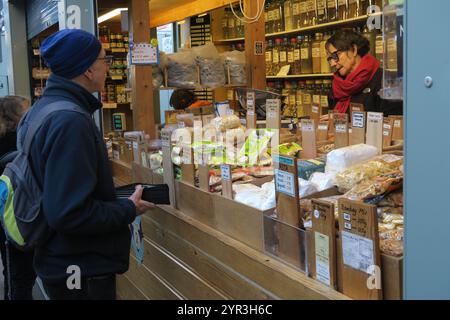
[111,0,404,300]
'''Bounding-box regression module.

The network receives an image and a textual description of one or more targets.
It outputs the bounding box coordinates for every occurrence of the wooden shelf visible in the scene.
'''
[214,37,245,43]
[266,14,382,38]
[266,73,333,79]
[102,102,131,109]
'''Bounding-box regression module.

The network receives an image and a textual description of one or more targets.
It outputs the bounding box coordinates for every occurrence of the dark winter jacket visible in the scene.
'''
[329,68,403,116]
[22,74,136,284]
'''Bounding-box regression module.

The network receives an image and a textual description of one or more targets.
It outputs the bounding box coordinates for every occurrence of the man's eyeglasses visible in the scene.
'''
[97,56,113,65]
[327,50,343,64]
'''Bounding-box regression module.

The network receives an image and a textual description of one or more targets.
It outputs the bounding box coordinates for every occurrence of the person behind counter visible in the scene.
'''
[324,29,402,117]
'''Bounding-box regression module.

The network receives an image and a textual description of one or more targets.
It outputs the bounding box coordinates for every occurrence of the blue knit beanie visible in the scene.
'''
[41,29,102,79]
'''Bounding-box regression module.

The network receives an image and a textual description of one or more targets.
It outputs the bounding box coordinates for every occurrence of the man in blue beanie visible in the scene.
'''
[20,29,155,300]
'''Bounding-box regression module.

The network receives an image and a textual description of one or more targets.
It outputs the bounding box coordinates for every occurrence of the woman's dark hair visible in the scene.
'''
[0,96,29,138]
[170,89,196,110]
[325,29,371,57]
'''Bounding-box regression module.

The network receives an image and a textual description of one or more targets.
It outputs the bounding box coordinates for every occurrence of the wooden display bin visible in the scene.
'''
[175,178,275,253]
[336,235,403,300]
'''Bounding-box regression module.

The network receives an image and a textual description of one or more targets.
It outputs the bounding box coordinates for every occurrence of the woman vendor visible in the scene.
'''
[324,29,402,117]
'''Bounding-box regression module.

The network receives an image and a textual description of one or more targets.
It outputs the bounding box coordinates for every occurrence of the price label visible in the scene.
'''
[247,92,255,116]
[302,122,315,132]
[275,169,296,197]
[368,112,383,122]
[352,112,365,128]
[161,130,171,148]
[266,99,280,119]
[318,124,328,131]
[394,120,402,128]
[312,106,319,114]
[221,165,231,181]
[335,124,347,133]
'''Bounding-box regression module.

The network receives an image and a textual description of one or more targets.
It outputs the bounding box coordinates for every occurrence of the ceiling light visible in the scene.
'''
[177,20,186,25]
[198,13,208,17]
[98,8,128,24]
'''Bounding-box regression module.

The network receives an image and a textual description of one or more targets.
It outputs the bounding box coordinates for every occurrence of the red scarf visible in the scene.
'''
[332,54,380,114]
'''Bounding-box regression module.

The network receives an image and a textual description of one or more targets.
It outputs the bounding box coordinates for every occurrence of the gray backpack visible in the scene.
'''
[0,101,90,251]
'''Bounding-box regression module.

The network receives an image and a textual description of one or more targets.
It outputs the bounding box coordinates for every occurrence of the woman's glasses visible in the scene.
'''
[327,50,343,64]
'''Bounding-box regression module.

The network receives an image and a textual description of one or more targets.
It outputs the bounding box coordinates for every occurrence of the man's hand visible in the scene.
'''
[129,185,156,216]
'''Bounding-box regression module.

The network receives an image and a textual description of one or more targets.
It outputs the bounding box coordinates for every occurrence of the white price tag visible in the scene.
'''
[394,120,402,128]
[133,142,139,150]
[383,130,390,136]
[312,106,319,114]
[383,124,392,130]
[352,112,365,128]
[161,131,171,148]
[335,124,347,133]
[315,232,331,286]
[342,231,375,274]
[113,150,120,160]
[275,169,296,197]
[318,124,328,131]
[221,165,231,181]
[302,122,314,132]
[368,112,383,122]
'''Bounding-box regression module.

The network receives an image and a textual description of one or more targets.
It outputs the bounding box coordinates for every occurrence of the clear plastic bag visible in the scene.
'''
[167,49,198,89]
[335,154,403,193]
[211,115,241,132]
[325,144,379,174]
[221,50,247,85]
[192,42,226,89]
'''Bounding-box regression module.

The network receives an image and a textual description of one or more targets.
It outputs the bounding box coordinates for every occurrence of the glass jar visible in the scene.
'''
[303,80,314,116]
[296,81,306,117]
[288,38,297,74]
[348,0,359,19]
[327,0,338,22]
[321,33,332,73]
[266,40,274,75]
[321,80,332,114]
[265,0,273,34]
[299,0,310,27]
[292,0,301,29]
[228,8,236,39]
[294,36,302,75]
[300,35,312,74]
[375,32,384,64]
[306,0,317,26]
[360,0,370,15]
[272,38,282,75]
[316,0,328,24]
[284,0,294,31]
[279,38,289,69]
[312,80,323,120]
[337,0,347,20]
[312,33,323,74]
[272,0,284,33]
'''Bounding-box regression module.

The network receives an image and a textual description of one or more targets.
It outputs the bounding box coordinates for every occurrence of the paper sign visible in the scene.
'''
[318,124,328,131]
[335,124,347,133]
[342,231,375,274]
[161,131,171,148]
[131,217,144,265]
[247,92,255,116]
[368,112,383,122]
[275,169,296,197]
[352,112,365,128]
[131,42,159,65]
[277,65,291,77]
[221,165,231,181]
[302,121,314,132]
[315,232,331,286]
[266,99,280,119]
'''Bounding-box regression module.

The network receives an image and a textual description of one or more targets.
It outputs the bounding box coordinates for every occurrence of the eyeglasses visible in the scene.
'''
[97,56,113,65]
[327,50,343,64]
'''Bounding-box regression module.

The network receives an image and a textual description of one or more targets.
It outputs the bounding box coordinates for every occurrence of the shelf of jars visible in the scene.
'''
[266,73,332,79]
[265,13,381,38]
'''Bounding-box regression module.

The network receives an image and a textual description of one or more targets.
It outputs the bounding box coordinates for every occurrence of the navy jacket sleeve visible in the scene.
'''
[39,112,136,235]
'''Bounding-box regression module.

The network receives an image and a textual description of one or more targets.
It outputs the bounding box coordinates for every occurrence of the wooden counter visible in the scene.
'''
[117,204,349,300]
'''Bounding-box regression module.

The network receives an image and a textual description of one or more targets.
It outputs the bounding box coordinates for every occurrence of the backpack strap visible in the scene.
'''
[19,101,90,155]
